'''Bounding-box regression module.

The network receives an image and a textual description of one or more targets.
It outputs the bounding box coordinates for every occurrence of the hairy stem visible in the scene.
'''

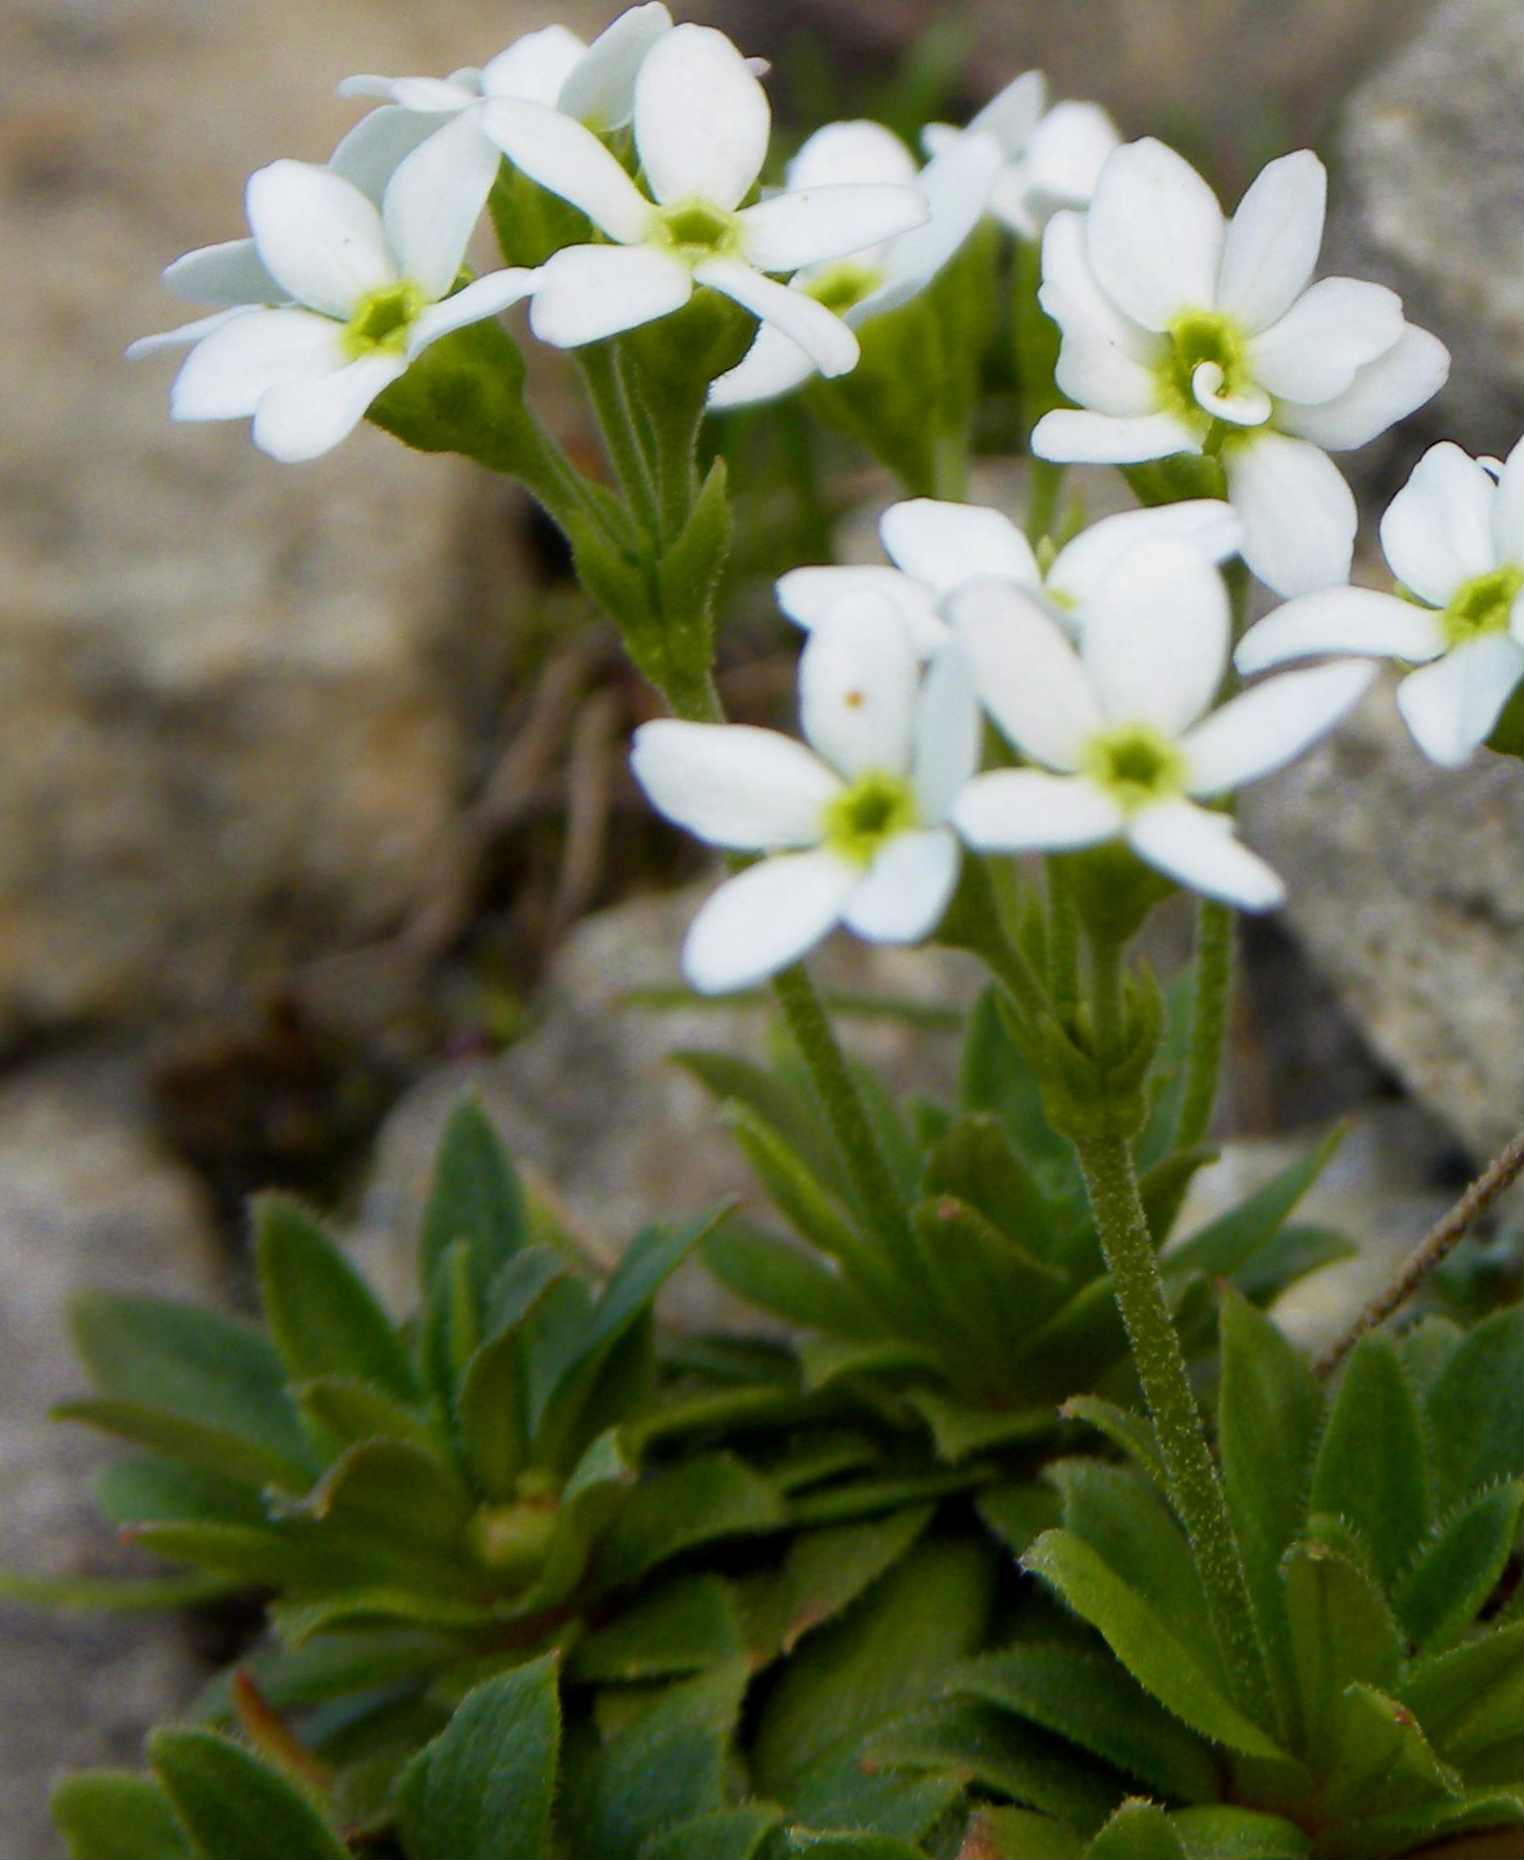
[1174,900,1235,1150]
[1045,857,1081,1025]
[577,341,661,538]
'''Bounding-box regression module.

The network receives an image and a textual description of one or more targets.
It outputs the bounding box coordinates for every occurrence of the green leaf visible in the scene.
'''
[1005,1276,1130,1405]
[1398,1622,1524,1759]
[270,1588,495,1644]
[902,1385,1056,1463]
[788,1466,986,1527]
[395,1653,560,1860]
[956,1642,1220,1804]
[909,1187,1065,1376]
[193,1627,459,1720]
[67,1291,312,1482]
[750,1534,997,1794]
[456,1259,571,1500]
[1162,1129,1342,1285]
[1021,1530,1286,1759]
[975,1481,1062,1557]
[785,1738,964,1844]
[922,1114,1061,1263]
[1233,1224,1358,1306]
[657,453,732,639]
[1322,1682,1462,1820]
[93,1455,269,1529]
[796,1334,940,1392]
[1169,1806,1311,1858]
[594,1452,786,1592]
[1087,1801,1186,1859]
[570,1574,744,1681]
[293,1377,438,1455]
[671,1049,843,1194]
[51,1771,191,1859]
[748,1429,882,1496]
[1282,1541,1403,1756]
[419,1238,480,1421]
[1397,1314,1467,1400]
[1393,1480,1524,1653]
[637,1806,781,1860]
[417,1096,527,1297]
[255,1195,417,1402]
[704,1220,882,1338]
[1061,1396,1166,1491]
[1424,1306,1524,1514]
[1138,1149,1219,1252]
[129,1515,484,1598]
[290,1438,473,1557]
[739,1505,933,1666]
[149,1730,347,1860]
[1310,1332,1430,1588]
[963,1807,1078,1860]
[1343,1793,1524,1860]
[52,1397,311,1495]
[960,987,1081,1187]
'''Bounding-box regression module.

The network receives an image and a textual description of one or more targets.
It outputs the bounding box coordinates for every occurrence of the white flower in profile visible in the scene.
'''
[706,116,1002,409]
[1237,437,1524,766]
[1030,139,1450,598]
[922,69,1121,241]
[775,496,1241,656]
[950,540,1375,910]
[631,601,979,992]
[127,140,539,462]
[484,25,926,372]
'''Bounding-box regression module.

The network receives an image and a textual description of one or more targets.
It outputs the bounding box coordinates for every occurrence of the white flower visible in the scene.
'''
[127,144,539,462]
[922,69,1121,241]
[1029,139,1450,599]
[706,116,1002,409]
[483,25,927,370]
[775,496,1242,656]
[949,540,1375,910]
[1236,437,1524,766]
[631,600,979,992]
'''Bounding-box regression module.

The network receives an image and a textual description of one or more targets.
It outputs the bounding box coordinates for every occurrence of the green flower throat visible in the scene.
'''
[823,772,918,866]
[343,282,425,360]
[1082,726,1187,813]
[1441,563,1523,648]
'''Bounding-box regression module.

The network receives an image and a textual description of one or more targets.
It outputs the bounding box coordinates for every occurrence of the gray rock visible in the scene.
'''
[0,1054,225,1858]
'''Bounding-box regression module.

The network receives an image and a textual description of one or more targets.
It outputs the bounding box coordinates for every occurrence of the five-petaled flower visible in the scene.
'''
[1237,436,1524,766]
[484,25,927,373]
[631,599,978,992]
[949,540,1375,910]
[1031,139,1449,599]
[128,142,539,462]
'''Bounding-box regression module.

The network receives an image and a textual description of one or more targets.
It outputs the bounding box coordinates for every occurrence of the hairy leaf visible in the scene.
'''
[149,1731,347,1860]
[51,1771,191,1860]
[1310,1333,1430,1589]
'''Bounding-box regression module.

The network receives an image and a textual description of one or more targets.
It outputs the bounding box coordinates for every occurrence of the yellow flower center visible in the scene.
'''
[342,282,426,360]
[1155,308,1254,431]
[804,260,884,315]
[650,198,743,268]
[1440,563,1523,649]
[822,771,918,866]
[1082,725,1188,813]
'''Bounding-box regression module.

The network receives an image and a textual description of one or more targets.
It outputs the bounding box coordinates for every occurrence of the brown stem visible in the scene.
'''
[1315,1126,1524,1379]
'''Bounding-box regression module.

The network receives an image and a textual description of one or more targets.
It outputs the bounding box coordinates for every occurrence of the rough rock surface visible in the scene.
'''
[0,1054,225,1858]
[1243,677,1524,1165]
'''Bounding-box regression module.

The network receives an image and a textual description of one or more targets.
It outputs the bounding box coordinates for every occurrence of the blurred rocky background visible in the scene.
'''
[3,0,1520,1849]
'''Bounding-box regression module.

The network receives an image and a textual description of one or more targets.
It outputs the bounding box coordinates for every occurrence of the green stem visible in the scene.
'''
[1175,900,1234,1150]
[931,427,969,501]
[937,856,1047,1031]
[1044,857,1081,1025]
[1026,458,1064,546]
[577,341,661,538]
[1087,931,1126,1062]
[1071,1118,1276,1729]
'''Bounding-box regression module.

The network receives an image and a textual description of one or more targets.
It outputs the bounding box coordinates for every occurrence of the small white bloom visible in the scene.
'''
[128,144,539,462]
[1030,139,1450,598]
[706,115,1002,409]
[631,600,979,992]
[775,496,1242,656]
[483,25,927,370]
[922,70,1121,242]
[950,540,1375,910]
[1236,436,1524,766]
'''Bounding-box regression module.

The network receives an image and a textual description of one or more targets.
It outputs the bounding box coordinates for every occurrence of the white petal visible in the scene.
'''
[1086,138,1225,332]
[408,267,540,354]
[481,26,586,106]
[1082,540,1230,734]
[912,643,981,822]
[1276,324,1450,451]
[1055,330,1160,418]
[330,106,453,206]
[706,320,818,408]
[787,119,918,190]
[967,70,1048,157]
[694,259,859,377]
[1235,588,1445,673]
[530,244,690,346]
[630,719,839,847]
[1181,660,1375,793]
[1215,150,1325,332]
[842,829,961,941]
[1033,409,1197,464]
[336,74,402,101]
[1040,210,1158,414]
[799,595,920,778]
[1022,101,1121,222]
[1127,801,1284,910]
[775,566,947,656]
[1191,361,1271,427]
[1491,435,1524,565]
[866,130,1002,308]
[1396,636,1524,767]
[953,770,1122,850]
[1248,277,1404,403]
[1049,501,1243,612]
[1225,432,1356,597]
[246,161,395,319]
[879,499,1039,596]
[483,99,653,243]
[1379,441,1498,605]
[559,4,672,128]
[635,25,768,210]
[168,307,343,420]
[128,307,255,360]
[684,850,859,992]
[740,184,926,272]
[383,111,502,300]
[949,580,1101,770]
[372,76,477,112]
[164,238,281,306]
[252,352,405,461]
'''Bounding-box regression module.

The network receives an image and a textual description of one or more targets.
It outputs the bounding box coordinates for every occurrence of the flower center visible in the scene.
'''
[1082,725,1187,813]
[651,198,743,268]
[804,261,884,315]
[822,771,918,867]
[1440,563,1523,648]
[1156,309,1253,427]
[342,282,426,360]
